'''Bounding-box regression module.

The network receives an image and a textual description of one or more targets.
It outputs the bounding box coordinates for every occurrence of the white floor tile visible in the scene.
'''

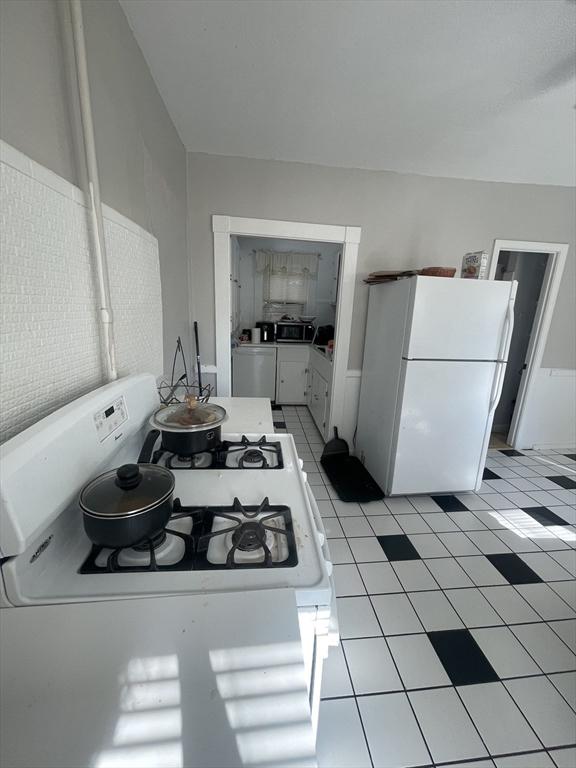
[449,511,488,531]
[406,495,443,513]
[550,747,576,768]
[408,533,451,558]
[408,590,464,631]
[388,633,451,689]
[495,752,554,767]
[384,497,417,515]
[480,493,520,510]
[312,485,330,500]
[438,531,482,556]
[332,500,364,517]
[339,517,373,538]
[394,559,438,590]
[370,593,425,636]
[494,528,543,553]
[423,512,460,532]
[508,478,542,492]
[511,623,576,673]
[333,564,366,597]
[337,596,382,639]
[328,538,354,564]
[398,514,432,534]
[528,491,570,507]
[358,692,431,768]
[323,517,344,538]
[409,687,488,763]
[481,586,541,624]
[317,500,336,517]
[343,637,402,694]
[320,643,353,699]
[456,555,509,587]
[549,619,576,651]
[518,552,574,582]
[472,510,507,530]
[471,626,542,678]
[549,581,576,609]
[458,682,541,754]
[549,671,576,710]
[306,472,325,486]
[465,530,512,554]
[348,537,387,563]
[445,588,505,628]
[456,493,492,511]
[357,562,403,595]
[367,515,403,535]
[316,698,371,768]
[359,500,390,516]
[505,676,576,748]
[503,491,544,508]
[515,584,576,621]
[424,557,475,588]
[485,479,520,493]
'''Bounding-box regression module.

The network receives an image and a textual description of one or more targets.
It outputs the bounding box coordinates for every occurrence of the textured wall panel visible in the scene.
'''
[0,143,162,442]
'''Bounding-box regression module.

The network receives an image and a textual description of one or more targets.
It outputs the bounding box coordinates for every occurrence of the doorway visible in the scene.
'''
[212,216,361,441]
[488,239,568,449]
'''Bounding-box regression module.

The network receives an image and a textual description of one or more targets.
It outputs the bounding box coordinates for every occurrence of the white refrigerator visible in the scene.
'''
[356,276,517,496]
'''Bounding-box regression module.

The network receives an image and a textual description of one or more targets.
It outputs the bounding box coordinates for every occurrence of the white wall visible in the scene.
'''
[0,0,188,374]
[0,143,163,443]
[187,153,575,374]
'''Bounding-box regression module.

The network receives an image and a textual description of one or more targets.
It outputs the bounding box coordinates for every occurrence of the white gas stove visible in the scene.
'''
[0,375,337,764]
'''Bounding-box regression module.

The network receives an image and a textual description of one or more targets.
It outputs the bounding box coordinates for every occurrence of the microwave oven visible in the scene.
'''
[275,321,315,343]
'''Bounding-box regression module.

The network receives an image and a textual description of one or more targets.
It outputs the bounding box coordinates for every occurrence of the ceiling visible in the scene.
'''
[120,0,576,186]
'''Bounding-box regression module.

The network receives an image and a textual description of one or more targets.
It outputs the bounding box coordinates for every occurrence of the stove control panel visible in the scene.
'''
[93,396,128,442]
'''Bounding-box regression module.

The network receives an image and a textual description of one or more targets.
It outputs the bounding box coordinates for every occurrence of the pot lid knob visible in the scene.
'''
[115,464,142,490]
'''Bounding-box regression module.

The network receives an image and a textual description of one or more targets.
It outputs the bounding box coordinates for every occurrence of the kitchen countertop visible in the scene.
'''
[235,342,312,349]
[210,396,274,433]
[0,590,316,768]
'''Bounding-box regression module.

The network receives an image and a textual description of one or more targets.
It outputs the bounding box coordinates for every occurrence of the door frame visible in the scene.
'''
[212,215,361,439]
[488,239,568,447]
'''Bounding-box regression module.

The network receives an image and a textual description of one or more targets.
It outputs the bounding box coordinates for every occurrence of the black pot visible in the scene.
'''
[80,463,175,549]
[150,402,227,457]
[160,426,222,456]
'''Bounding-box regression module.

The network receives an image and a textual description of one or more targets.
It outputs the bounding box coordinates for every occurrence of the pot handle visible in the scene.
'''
[115,464,142,490]
[138,429,160,464]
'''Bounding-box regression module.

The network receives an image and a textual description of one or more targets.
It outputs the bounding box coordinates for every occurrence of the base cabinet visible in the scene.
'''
[276,346,310,404]
[308,368,329,432]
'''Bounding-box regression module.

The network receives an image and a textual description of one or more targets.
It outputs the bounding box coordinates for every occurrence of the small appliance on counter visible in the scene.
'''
[255,321,276,342]
[276,320,315,343]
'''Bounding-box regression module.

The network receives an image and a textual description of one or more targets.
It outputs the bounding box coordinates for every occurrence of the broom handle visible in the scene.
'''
[194,321,203,394]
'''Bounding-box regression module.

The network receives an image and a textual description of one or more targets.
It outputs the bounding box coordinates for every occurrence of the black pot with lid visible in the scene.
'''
[80,463,175,549]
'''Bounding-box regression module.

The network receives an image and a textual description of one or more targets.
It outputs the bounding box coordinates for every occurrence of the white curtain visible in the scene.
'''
[255,250,319,306]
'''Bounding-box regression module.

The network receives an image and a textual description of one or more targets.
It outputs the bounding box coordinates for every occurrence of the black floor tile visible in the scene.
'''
[499,449,524,457]
[549,476,576,490]
[430,494,468,512]
[563,454,576,462]
[428,629,499,686]
[273,421,286,429]
[486,553,543,584]
[271,404,282,411]
[483,468,501,480]
[524,506,569,527]
[377,535,421,561]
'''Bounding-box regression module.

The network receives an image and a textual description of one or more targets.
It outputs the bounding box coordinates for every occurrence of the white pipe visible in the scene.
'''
[69,0,117,382]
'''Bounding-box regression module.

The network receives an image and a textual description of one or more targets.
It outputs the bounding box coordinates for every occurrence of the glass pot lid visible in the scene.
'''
[80,464,175,518]
[150,402,227,433]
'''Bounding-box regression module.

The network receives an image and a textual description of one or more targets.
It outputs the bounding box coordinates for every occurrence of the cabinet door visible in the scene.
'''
[309,368,328,431]
[276,361,308,404]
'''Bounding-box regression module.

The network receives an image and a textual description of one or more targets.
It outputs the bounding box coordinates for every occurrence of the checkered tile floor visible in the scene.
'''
[272,405,576,768]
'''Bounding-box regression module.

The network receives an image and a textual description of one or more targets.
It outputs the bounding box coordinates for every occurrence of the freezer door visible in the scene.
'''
[390,359,497,495]
[405,276,516,361]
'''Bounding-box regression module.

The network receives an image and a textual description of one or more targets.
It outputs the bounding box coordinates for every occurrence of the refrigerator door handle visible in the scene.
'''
[489,361,506,414]
[497,295,515,362]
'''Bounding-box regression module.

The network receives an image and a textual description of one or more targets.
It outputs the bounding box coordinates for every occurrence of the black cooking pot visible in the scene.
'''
[80,463,175,548]
[150,401,227,456]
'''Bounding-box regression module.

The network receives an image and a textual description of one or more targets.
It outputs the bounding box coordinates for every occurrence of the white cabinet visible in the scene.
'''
[232,346,277,399]
[276,346,309,404]
[308,367,329,432]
